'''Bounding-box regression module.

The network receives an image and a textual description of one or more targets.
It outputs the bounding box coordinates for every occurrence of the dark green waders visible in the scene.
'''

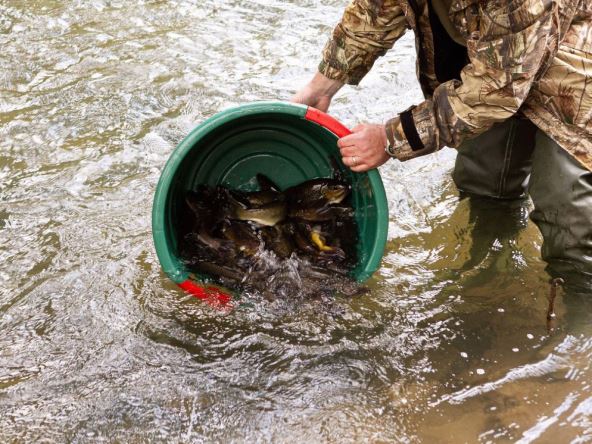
[452,117,592,292]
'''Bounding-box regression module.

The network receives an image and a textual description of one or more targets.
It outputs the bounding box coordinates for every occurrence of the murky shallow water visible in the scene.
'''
[1,1,590,442]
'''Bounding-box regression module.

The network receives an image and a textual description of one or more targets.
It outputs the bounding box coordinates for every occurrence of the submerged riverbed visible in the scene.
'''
[1,1,590,442]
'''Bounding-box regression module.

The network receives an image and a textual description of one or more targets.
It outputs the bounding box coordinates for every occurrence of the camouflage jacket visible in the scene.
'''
[319,0,592,171]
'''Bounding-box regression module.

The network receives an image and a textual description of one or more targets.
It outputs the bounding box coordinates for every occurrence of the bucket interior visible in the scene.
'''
[153,107,385,284]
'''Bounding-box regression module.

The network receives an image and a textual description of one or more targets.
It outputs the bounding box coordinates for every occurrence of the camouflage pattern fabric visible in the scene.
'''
[319,0,592,171]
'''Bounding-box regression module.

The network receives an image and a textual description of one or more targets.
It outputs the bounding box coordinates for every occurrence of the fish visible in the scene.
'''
[310,230,334,252]
[185,189,213,220]
[185,189,247,261]
[285,178,350,205]
[288,200,354,222]
[186,187,229,227]
[183,229,236,263]
[193,261,244,283]
[231,190,283,208]
[222,189,287,226]
[308,225,346,260]
[261,225,295,259]
[229,174,284,208]
[185,191,229,251]
[180,170,359,296]
[219,220,262,256]
[286,223,345,261]
[285,223,318,255]
[231,200,287,226]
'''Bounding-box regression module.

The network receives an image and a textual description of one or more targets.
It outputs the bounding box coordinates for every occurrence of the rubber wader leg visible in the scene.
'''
[529,130,592,285]
[452,117,537,199]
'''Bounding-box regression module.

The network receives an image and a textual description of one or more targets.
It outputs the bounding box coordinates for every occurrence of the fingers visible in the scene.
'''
[341,155,357,168]
[337,133,360,149]
[342,155,370,172]
[351,124,366,133]
[339,129,369,171]
[339,146,357,157]
[342,155,367,170]
[337,124,369,148]
[350,163,371,173]
[341,151,388,172]
[337,123,389,172]
[340,142,372,158]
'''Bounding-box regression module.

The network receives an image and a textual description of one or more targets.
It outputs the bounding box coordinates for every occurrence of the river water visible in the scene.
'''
[1,1,591,442]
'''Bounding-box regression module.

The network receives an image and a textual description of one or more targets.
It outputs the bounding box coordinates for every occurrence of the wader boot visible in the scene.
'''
[529,130,592,290]
[453,117,537,199]
[453,117,592,290]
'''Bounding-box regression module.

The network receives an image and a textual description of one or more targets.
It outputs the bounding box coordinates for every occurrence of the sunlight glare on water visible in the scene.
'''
[0,0,590,442]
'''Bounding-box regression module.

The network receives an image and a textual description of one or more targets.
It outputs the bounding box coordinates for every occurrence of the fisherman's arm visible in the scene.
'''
[383,0,555,164]
[293,0,408,111]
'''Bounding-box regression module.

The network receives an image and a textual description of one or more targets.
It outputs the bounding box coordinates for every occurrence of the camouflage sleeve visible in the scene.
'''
[319,0,409,85]
[385,0,557,161]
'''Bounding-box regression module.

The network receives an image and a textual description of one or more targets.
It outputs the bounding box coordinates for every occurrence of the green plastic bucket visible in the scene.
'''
[152,101,388,307]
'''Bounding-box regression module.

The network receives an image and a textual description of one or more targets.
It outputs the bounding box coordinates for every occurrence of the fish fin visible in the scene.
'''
[256,173,280,192]
[228,189,251,207]
[310,231,334,252]
[321,246,346,260]
[317,203,334,216]
[222,188,247,210]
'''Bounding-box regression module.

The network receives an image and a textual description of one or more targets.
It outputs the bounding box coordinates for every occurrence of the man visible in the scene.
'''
[293,0,592,286]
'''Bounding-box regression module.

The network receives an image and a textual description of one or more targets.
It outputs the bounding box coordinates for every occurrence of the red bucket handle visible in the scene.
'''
[305,107,352,138]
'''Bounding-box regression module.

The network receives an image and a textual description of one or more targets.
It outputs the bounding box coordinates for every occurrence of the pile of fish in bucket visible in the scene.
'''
[179,168,363,298]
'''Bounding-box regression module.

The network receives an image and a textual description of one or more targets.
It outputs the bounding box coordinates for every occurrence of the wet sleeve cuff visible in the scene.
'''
[385,103,439,161]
